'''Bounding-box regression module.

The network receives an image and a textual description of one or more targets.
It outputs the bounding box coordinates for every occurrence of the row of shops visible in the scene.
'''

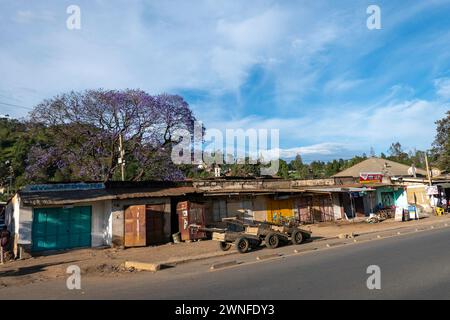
[2,158,449,257]
[4,177,445,257]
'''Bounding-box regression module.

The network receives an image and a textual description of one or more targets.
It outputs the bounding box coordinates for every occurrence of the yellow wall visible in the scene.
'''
[266,198,294,223]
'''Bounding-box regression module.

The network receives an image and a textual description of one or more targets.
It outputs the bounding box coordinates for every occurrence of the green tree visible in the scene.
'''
[431,110,450,171]
[0,117,45,191]
[388,142,409,165]
[277,159,290,179]
[289,154,310,179]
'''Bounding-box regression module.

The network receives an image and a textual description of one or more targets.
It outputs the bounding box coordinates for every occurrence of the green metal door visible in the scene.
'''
[32,206,92,252]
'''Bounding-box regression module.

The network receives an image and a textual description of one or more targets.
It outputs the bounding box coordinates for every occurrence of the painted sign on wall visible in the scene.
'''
[22,183,105,193]
[425,186,439,196]
[359,172,383,184]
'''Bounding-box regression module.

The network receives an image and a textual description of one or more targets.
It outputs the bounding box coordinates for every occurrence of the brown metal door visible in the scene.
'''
[322,195,334,221]
[146,204,165,245]
[177,201,190,241]
[189,202,207,240]
[124,205,146,247]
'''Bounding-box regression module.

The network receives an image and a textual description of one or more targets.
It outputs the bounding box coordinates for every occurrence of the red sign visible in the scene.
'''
[359,172,383,184]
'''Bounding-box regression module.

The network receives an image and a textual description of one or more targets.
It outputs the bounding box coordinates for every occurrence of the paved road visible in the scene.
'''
[2,226,450,299]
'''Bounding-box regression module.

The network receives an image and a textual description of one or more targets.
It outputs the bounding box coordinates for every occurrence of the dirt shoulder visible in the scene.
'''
[308,214,448,239]
[1,214,449,288]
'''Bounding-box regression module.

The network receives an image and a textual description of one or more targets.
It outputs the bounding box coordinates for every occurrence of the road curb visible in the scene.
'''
[124,261,162,272]
[256,253,283,260]
[210,260,239,270]
[326,242,347,248]
[294,248,317,253]
[155,251,237,267]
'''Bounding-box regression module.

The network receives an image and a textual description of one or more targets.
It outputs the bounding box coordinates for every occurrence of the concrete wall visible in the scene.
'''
[193,178,336,192]
[205,195,263,223]
[111,197,171,247]
[204,195,270,224]
[253,196,268,222]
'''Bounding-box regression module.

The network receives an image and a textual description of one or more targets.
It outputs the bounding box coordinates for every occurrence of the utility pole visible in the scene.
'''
[118,134,125,181]
[424,152,432,186]
[4,160,13,196]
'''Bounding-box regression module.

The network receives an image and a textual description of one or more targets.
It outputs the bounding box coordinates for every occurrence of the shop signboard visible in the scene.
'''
[359,172,383,184]
[425,186,439,196]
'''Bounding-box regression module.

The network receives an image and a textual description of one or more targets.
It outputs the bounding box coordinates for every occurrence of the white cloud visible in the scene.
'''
[202,98,447,158]
[0,0,448,160]
[13,10,56,24]
[324,77,365,93]
[435,78,450,99]
[280,143,348,158]
[0,0,352,113]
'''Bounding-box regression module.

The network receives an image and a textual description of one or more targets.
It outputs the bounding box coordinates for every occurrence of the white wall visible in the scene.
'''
[5,195,32,245]
[332,194,342,220]
[396,191,408,210]
[90,200,112,247]
[18,206,32,245]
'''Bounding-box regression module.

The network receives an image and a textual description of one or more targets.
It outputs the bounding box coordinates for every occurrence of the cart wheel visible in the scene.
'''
[235,237,250,253]
[219,241,232,251]
[291,230,303,245]
[250,239,261,249]
[265,232,279,249]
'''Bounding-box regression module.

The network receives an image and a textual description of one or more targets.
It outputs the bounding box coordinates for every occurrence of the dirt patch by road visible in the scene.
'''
[0,240,224,288]
[308,214,447,239]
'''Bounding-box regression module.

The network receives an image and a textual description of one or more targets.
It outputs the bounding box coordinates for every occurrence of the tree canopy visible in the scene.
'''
[431,110,450,172]
[24,89,197,183]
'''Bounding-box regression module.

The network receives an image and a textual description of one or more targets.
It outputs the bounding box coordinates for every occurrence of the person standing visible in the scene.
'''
[0,226,10,264]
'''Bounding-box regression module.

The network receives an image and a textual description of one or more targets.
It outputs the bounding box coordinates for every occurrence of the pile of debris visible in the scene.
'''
[365,211,389,224]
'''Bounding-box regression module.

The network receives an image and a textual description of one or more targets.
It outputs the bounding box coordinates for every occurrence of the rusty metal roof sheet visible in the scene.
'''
[203,188,307,196]
[19,186,200,206]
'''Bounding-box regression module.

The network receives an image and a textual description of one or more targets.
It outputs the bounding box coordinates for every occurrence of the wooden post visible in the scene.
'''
[0,247,3,264]
[425,153,432,186]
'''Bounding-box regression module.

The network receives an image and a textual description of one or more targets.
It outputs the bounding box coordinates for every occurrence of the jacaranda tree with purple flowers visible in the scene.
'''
[26,89,197,182]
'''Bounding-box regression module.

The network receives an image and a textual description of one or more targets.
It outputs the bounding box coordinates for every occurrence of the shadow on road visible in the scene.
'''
[0,260,78,277]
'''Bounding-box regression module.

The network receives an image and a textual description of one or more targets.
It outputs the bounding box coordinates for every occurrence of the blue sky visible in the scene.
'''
[0,0,449,162]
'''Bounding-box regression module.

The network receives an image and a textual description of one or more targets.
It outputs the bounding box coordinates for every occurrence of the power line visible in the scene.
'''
[0,101,34,111]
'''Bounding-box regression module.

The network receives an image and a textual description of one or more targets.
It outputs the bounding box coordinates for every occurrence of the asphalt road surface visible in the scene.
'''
[2,227,450,299]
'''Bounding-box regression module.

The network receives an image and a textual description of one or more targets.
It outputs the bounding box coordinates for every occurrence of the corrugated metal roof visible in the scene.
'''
[203,188,307,196]
[304,187,376,193]
[19,186,200,206]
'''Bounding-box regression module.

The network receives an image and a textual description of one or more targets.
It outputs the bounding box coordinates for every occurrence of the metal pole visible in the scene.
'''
[8,175,12,196]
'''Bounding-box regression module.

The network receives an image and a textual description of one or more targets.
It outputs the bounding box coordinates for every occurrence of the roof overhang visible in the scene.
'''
[19,186,201,207]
